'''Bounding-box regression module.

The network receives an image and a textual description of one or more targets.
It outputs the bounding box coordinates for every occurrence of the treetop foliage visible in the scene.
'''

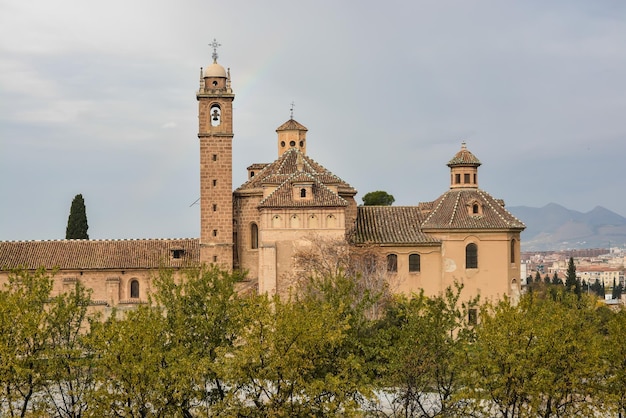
[65,193,89,239]
[362,190,395,206]
[2,264,626,417]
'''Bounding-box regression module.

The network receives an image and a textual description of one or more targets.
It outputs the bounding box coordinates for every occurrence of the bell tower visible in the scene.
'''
[197,39,235,267]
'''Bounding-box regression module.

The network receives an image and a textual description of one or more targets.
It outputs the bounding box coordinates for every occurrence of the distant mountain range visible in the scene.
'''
[507,203,626,252]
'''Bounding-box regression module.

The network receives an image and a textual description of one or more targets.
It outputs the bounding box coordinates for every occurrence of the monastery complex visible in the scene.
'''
[0,48,526,308]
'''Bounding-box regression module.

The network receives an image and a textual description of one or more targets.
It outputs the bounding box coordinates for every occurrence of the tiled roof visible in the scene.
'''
[354,206,440,245]
[447,143,481,167]
[259,172,348,208]
[0,238,200,270]
[235,148,356,194]
[247,163,269,171]
[276,118,308,131]
[421,189,526,230]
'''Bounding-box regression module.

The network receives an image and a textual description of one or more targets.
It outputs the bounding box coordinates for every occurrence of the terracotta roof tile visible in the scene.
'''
[235,148,356,194]
[354,206,440,245]
[421,189,526,230]
[259,172,348,208]
[447,143,481,167]
[0,238,200,270]
[275,118,308,131]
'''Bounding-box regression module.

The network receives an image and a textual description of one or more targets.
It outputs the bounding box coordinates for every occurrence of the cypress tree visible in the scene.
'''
[564,257,578,293]
[66,194,89,239]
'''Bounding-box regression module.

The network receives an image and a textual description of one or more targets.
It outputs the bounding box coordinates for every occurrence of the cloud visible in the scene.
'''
[2,0,626,242]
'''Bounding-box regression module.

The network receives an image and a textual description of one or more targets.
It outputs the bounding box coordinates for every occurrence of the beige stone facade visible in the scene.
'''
[0,52,525,306]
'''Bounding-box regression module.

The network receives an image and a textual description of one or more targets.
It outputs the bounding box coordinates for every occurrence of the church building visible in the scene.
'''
[0,47,525,307]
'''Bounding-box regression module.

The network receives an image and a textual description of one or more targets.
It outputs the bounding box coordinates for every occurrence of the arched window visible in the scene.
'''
[472,204,479,214]
[409,253,421,272]
[300,188,306,198]
[387,254,398,273]
[130,280,140,299]
[251,223,258,249]
[466,243,478,269]
[510,239,516,263]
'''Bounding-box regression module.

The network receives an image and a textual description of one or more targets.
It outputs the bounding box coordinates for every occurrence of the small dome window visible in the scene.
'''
[468,201,483,216]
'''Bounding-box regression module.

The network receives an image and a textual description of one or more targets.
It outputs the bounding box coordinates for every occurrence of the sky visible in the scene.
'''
[1,0,626,241]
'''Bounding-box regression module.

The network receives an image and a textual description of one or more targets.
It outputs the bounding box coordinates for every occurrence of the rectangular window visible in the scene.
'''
[387,254,398,273]
[468,308,478,325]
[212,229,218,237]
[455,173,461,184]
[409,254,421,272]
[464,173,470,183]
[212,179,217,187]
[212,154,217,161]
[212,204,217,211]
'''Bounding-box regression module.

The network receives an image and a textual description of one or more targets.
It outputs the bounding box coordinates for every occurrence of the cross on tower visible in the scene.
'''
[209,38,221,63]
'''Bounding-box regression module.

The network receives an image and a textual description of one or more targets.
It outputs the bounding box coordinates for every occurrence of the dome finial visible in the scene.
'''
[209,38,221,63]
[290,101,295,120]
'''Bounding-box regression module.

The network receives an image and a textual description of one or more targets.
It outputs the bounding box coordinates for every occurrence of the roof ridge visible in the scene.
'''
[449,192,462,226]
[423,193,447,224]
[477,189,526,227]
[258,170,348,207]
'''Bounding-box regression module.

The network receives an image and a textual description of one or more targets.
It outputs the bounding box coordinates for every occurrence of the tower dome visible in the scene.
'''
[199,39,232,93]
[448,142,481,189]
[447,142,481,168]
[204,62,227,78]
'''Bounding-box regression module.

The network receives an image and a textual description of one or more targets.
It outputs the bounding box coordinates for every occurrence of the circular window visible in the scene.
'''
[299,141,304,147]
[280,141,285,147]
[289,141,296,147]
[212,80,218,86]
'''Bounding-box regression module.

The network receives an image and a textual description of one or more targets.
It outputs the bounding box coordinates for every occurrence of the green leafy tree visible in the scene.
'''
[564,256,581,296]
[612,278,623,300]
[604,309,626,417]
[87,305,178,417]
[42,281,97,418]
[66,194,89,239]
[362,190,395,206]
[151,265,245,414]
[372,283,478,417]
[464,290,605,417]
[591,279,605,298]
[0,268,55,417]
[218,291,366,416]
